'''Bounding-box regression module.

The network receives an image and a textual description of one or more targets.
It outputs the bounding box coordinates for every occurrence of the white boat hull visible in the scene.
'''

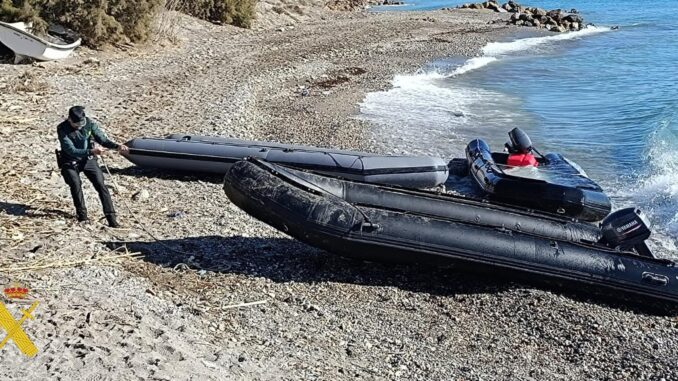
[0,21,81,63]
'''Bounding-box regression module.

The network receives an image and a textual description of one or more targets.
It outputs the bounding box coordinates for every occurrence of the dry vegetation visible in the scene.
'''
[176,0,256,28]
[6,70,50,93]
[0,0,256,47]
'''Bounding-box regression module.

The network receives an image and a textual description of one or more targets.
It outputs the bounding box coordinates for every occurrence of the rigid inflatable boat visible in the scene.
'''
[462,128,612,222]
[223,158,678,305]
[123,135,448,188]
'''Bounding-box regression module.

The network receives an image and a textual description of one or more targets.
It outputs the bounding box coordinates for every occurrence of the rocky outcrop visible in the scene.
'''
[375,0,405,5]
[457,1,583,32]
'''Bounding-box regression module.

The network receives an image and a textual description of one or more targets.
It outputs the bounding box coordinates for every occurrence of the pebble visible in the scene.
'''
[1,4,674,381]
[132,189,150,201]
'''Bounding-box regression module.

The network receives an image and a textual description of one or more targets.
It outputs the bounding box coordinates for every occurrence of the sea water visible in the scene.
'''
[360,0,678,256]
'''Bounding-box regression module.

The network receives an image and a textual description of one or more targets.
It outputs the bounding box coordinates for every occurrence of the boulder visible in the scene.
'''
[550,25,566,33]
[570,22,580,30]
[496,6,507,12]
[460,3,470,8]
[487,2,501,11]
[563,14,583,24]
[470,3,482,9]
[533,19,541,27]
[533,8,546,17]
[546,9,562,22]
[515,20,525,26]
[510,12,520,22]
[519,13,533,22]
[561,20,571,30]
[502,3,512,11]
[570,8,578,14]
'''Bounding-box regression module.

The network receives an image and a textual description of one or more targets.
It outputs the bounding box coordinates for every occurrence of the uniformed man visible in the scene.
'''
[57,106,128,227]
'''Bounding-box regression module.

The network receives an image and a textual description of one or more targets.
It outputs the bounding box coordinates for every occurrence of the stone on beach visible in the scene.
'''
[132,189,150,202]
[458,1,585,32]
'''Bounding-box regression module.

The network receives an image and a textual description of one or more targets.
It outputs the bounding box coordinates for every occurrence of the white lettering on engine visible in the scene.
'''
[616,220,639,233]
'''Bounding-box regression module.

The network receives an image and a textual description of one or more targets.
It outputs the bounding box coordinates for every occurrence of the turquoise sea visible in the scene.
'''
[360,0,678,256]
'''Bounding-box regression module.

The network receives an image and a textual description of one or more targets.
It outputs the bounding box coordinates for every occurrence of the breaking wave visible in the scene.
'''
[450,56,498,76]
[482,26,611,56]
[628,120,678,251]
[440,26,613,76]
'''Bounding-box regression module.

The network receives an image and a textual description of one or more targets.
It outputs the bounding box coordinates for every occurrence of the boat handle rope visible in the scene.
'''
[100,155,195,257]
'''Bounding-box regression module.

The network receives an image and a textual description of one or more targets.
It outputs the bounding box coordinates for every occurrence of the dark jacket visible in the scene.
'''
[57,117,119,161]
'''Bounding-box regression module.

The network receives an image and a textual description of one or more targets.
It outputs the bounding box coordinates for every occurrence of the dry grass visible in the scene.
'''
[0,250,144,273]
[8,71,50,93]
[152,0,184,44]
[1,0,255,48]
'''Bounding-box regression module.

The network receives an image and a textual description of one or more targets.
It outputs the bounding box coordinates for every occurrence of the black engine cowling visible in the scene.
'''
[600,208,654,258]
[505,127,533,154]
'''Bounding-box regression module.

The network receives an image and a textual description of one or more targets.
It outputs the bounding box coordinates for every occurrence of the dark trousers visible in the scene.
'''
[61,158,115,220]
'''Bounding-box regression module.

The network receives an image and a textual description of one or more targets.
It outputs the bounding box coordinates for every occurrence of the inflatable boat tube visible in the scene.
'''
[466,139,612,221]
[223,159,678,306]
[123,135,448,188]
[279,165,602,243]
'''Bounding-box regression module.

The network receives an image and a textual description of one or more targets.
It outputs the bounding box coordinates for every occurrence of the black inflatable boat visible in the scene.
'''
[458,128,612,222]
[223,158,678,306]
[122,135,448,188]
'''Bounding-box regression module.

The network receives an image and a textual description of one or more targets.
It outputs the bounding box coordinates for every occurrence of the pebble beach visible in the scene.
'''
[1,2,677,380]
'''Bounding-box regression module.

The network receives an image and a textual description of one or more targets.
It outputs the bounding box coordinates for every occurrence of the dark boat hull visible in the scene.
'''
[223,159,678,306]
[465,139,612,222]
[123,135,448,188]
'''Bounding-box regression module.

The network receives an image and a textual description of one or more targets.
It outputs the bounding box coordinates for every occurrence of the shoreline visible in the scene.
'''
[2,7,677,380]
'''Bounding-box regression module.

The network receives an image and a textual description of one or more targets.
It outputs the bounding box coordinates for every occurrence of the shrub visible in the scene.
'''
[43,0,164,46]
[0,0,47,32]
[0,0,165,47]
[0,0,256,48]
[177,0,256,28]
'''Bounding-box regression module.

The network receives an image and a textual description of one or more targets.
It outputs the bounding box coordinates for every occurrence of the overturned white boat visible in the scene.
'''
[0,21,81,63]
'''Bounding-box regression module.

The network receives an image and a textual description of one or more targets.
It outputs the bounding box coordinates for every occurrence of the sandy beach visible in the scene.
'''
[1,3,677,380]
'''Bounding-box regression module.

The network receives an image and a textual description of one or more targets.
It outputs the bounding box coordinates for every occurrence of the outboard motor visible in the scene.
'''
[505,127,533,154]
[504,128,539,167]
[600,208,654,258]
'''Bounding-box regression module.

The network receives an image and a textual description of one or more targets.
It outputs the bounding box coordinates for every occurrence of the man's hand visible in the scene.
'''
[91,146,104,156]
[117,144,129,154]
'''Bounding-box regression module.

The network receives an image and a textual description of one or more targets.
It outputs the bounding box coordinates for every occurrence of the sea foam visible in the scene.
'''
[443,26,612,76]
[482,26,611,56]
[630,121,678,248]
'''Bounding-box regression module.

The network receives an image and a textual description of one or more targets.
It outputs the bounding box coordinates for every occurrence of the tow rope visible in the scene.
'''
[100,155,194,257]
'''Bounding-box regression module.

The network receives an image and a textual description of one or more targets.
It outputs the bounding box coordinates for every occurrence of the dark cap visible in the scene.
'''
[68,106,87,128]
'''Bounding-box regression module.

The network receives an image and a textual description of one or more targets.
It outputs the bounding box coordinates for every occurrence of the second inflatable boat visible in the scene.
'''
[123,134,449,188]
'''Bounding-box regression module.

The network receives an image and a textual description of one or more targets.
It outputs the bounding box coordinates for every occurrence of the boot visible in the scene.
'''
[77,213,89,224]
[106,214,120,228]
